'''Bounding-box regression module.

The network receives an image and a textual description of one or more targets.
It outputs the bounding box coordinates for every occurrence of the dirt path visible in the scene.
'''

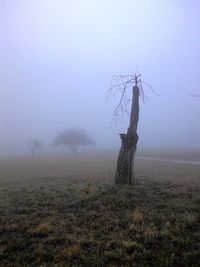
[136,156,200,166]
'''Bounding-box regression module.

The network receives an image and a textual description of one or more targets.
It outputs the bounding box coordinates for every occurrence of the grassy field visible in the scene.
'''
[0,151,200,266]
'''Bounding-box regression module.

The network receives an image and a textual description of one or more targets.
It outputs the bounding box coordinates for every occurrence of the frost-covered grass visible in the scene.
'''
[0,152,200,266]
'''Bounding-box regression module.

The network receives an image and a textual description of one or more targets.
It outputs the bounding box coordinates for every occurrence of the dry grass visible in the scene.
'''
[0,151,200,266]
[30,222,53,236]
[59,244,81,258]
[130,208,144,224]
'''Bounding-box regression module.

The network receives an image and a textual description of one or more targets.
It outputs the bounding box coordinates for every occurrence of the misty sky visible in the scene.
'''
[1,0,200,154]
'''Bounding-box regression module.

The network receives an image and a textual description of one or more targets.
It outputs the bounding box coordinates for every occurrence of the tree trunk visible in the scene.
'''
[69,144,79,155]
[115,85,139,185]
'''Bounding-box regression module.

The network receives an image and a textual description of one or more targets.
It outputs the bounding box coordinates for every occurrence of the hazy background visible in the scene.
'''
[1,0,200,155]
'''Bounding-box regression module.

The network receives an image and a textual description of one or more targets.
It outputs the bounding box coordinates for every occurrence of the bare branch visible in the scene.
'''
[142,80,160,96]
[108,73,156,124]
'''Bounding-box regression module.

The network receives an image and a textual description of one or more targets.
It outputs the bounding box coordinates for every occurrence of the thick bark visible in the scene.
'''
[115,85,139,185]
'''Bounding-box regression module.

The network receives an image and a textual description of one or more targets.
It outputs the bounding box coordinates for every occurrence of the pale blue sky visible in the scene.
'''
[1,0,200,154]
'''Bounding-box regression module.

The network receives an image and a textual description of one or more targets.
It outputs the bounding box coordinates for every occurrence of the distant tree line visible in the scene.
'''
[27,128,95,156]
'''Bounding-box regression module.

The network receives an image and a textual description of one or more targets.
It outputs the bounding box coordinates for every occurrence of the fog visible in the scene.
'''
[1,0,200,155]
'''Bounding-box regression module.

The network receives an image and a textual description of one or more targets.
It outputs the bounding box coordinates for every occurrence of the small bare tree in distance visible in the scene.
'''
[109,73,155,185]
[52,128,95,154]
[28,139,42,156]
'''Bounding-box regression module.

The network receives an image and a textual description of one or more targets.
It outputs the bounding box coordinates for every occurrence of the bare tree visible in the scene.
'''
[28,139,42,156]
[52,128,95,154]
[109,73,154,185]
